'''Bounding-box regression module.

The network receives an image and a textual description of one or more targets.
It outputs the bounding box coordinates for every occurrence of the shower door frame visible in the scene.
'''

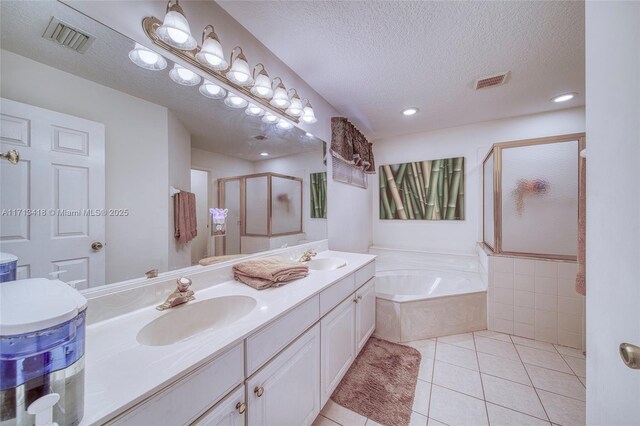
[482,132,586,261]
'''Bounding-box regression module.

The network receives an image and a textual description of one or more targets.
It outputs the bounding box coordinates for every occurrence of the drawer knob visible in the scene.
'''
[236,402,246,414]
[254,386,264,397]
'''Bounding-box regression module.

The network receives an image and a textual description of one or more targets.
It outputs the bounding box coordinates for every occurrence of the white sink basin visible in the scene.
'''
[137,296,257,346]
[305,258,347,271]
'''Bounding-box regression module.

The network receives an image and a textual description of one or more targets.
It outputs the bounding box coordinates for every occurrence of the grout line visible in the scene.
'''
[426,339,437,420]
[473,332,492,425]
[514,339,552,423]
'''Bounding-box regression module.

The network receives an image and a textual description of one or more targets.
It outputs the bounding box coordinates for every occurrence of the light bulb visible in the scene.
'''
[251,71,274,99]
[262,113,278,124]
[286,94,303,117]
[169,64,201,86]
[224,92,248,109]
[199,80,226,99]
[226,50,253,86]
[277,119,293,130]
[156,3,197,51]
[196,28,228,71]
[270,83,291,109]
[301,105,317,124]
[128,43,167,70]
[245,103,265,117]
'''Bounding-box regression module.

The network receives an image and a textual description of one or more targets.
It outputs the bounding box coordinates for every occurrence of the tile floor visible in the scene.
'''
[313,330,586,426]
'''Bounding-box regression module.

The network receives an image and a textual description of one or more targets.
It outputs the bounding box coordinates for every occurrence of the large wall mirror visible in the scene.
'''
[0,1,327,290]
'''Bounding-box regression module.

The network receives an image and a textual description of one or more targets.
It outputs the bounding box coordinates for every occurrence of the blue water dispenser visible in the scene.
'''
[0,278,87,426]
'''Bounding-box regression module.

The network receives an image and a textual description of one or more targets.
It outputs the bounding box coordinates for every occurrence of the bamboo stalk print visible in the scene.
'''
[379,157,464,221]
[383,165,407,219]
[310,172,327,218]
[379,171,392,219]
[446,157,464,219]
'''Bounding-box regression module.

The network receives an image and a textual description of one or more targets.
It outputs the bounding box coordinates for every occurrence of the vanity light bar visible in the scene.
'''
[141,7,317,126]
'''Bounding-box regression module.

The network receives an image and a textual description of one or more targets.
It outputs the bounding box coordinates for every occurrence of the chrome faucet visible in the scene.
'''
[298,249,317,263]
[156,277,195,311]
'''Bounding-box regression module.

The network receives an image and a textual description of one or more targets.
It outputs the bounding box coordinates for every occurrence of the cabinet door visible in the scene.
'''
[356,278,376,353]
[193,386,245,426]
[320,295,357,406]
[247,324,320,426]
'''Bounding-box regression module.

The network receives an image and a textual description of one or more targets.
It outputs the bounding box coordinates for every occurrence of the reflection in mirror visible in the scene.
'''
[0,1,327,289]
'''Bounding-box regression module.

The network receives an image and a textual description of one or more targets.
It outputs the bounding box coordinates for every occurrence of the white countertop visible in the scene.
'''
[81,250,375,425]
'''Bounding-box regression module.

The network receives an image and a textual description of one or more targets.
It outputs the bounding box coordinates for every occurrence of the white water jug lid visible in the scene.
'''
[0,278,87,336]
[0,252,18,265]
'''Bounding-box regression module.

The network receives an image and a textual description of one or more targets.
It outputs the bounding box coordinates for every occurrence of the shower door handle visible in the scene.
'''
[620,343,640,369]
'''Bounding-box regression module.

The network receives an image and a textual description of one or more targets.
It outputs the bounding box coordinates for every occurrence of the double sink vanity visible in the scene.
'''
[81,244,375,425]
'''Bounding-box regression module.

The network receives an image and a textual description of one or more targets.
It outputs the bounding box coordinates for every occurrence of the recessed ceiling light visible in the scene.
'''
[305,132,313,137]
[402,107,419,116]
[260,152,269,156]
[551,93,577,103]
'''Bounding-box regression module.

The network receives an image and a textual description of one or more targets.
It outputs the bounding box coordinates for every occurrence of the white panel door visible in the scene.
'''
[247,324,320,426]
[356,279,376,353]
[320,295,356,407]
[0,98,105,288]
[193,385,245,426]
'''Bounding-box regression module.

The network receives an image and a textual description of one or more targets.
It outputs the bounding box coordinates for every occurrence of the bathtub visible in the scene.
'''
[370,252,488,343]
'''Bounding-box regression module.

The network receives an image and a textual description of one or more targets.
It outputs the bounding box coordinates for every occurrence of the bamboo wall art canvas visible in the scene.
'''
[310,171,327,218]
[379,157,465,220]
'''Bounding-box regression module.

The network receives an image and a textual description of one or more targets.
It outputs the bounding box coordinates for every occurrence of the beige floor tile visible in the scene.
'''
[481,374,547,420]
[437,333,476,350]
[477,352,531,385]
[313,415,341,426]
[365,418,384,426]
[429,385,488,426]
[537,389,586,426]
[511,336,557,352]
[554,345,585,359]
[409,411,428,426]
[406,339,437,358]
[486,403,550,425]
[413,379,431,416]
[435,343,479,371]
[474,329,513,342]
[418,357,435,382]
[516,345,573,374]
[578,376,586,387]
[321,400,367,426]
[525,364,585,401]
[474,335,520,361]
[433,360,484,399]
[562,355,586,378]
[427,417,447,426]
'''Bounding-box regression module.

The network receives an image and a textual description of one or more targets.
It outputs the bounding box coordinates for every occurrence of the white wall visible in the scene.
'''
[167,110,192,270]
[255,151,328,242]
[0,50,176,283]
[371,107,586,254]
[585,2,640,424]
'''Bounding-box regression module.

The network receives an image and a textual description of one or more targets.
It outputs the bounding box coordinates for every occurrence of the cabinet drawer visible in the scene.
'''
[246,295,319,376]
[112,343,244,425]
[319,274,356,317]
[355,261,376,290]
[192,385,245,426]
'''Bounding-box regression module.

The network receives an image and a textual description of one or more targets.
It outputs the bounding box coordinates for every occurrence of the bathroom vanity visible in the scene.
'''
[79,245,375,426]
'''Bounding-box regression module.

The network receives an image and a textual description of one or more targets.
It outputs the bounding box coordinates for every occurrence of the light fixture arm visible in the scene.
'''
[165,0,184,14]
[272,76,284,89]
[287,88,300,99]
[202,24,220,43]
[252,63,266,79]
[229,46,246,64]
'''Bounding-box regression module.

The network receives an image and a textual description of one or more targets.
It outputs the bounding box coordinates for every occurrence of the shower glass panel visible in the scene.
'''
[483,152,495,250]
[483,133,585,260]
[271,175,302,235]
[245,175,269,235]
[501,141,578,256]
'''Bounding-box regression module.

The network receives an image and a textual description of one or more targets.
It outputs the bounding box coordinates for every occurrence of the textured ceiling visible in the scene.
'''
[218,1,585,140]
[0,1,323,161]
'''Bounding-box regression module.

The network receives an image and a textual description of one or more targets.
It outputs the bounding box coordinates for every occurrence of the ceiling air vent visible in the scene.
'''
[42,17,95,54]
[474,71,510,90]
[254,135,268,141]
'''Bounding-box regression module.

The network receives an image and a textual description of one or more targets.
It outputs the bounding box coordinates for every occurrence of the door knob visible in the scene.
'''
[254,386,264,397]
[91,241,104,251]
[620,343,640,369]
[235,402,246,414]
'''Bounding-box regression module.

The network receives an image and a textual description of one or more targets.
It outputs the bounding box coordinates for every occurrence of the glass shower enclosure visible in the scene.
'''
[483,133,586,260]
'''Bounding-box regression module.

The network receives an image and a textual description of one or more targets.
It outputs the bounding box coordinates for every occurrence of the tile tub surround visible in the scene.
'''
[313,330,585,426]
[375,292,487,342]
[77,243,375,425]
[484,253,585,350]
